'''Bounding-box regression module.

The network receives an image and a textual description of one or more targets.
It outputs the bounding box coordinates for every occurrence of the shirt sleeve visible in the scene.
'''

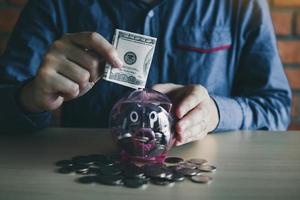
[213,0,292,132]
[0,0,59,131]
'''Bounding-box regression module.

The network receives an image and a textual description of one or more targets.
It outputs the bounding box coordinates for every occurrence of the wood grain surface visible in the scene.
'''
[0,128,299,200]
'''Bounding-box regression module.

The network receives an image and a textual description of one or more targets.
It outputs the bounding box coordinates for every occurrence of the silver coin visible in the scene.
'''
[55,160,73,167]
[94,158,115,167]
[190,174,212,184]
[76,169,90,175]
[123,163,145,179]
[179,162,197,169]
[177,168,201,177]
[168,165,184,171]
[72,156,94,165]
[197,165,216,172]
[169,172,185,182]
[97,175,124,186]
[143,164,167,179]
[76,176,97,184]
[151,178,175,186]
[74,164,89,172]
[88,166,101,174]
[124,178,147,188]
[187,158,208,165]
[57,166,75,174]
[164,168,174,180]
[164,157,184,164]
[99,165,122,176]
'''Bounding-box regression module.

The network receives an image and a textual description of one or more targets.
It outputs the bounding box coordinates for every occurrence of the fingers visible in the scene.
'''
[76,81,95,98]
[63,43,104,82]
[176,85,209,118]
[39,67,80,100]
[153,84,210,119]
[48,74,79,100]
[27,31,122,113]
[176,102,208,133]
[52,74,80,101]
[175,123,208,146]
[56,58,91,90]
[67,32,123,68]
[176,102,209,141]
[153,84,214,146]
[51,39,105,82]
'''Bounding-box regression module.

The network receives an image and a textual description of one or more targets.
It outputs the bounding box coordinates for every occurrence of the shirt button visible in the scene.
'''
[148,10,154,18]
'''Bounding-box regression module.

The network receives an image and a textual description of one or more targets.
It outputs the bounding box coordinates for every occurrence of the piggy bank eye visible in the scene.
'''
[149,111,158,128]
[130,111,139,122]
[149,111,158,121]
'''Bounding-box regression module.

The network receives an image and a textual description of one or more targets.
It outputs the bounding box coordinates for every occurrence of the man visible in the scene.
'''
[0,0,291,145]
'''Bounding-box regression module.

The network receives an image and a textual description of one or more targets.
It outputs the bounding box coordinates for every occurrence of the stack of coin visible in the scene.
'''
[55,155,216,188]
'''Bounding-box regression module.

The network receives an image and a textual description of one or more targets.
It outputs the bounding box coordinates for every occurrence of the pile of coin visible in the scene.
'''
[55,154,216,188]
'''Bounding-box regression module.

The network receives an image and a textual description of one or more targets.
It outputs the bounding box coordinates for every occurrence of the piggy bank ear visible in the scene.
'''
[149,111,158,128]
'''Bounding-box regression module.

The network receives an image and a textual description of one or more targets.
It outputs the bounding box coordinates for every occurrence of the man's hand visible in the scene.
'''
[19,32,123,113]
[152,83,219,146]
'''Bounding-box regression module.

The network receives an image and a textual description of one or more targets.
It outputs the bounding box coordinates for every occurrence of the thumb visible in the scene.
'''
[77,82,95,98]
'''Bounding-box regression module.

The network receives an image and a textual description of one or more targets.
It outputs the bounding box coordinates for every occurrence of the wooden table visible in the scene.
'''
[0,128,299,200]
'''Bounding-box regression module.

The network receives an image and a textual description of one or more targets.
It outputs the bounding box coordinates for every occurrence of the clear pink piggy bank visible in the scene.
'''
[109,89,175,163]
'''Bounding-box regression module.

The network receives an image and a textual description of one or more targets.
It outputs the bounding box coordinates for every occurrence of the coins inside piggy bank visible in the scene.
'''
[109,89,175,163]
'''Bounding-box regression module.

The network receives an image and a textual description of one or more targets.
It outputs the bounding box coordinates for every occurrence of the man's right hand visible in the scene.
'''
[19,32,123,113]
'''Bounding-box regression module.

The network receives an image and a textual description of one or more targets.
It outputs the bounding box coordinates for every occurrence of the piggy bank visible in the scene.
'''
[109,88,175,163]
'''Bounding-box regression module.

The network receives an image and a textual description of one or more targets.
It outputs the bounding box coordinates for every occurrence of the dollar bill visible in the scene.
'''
[103,29,157,89]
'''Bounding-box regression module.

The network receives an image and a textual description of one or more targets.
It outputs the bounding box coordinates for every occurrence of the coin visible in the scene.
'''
[109,154,122,163]
[164,157,184,164]
[177,168,201,177]
[190,174,212,184]
[76,176,97,184]
[99,165,122,176]
[143,164,168,179]
[72,156,94,165]
[164,168,174,180]
[74,164,90,175]
[55,160,73,167]
[88,166,101,174]
[55,154,216,188]
[187,158,208,165]
[94,157,115,167]
[124,178,147,188]
[179,162,197,169]
[169,172,185,182]
[148,145,165,157]
[97,175,124,186]
[74,164,89,171]
[57,166,75,174]
[197,165,217,172]
[76,169,90,175]
[168,165,184,171]
[123,163,145,179]
[151,178,174,186]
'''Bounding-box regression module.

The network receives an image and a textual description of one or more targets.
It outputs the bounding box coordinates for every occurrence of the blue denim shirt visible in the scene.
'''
[0,0,292,131]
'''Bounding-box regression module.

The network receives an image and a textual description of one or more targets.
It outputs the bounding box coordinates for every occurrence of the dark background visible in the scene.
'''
[0,0,300,129]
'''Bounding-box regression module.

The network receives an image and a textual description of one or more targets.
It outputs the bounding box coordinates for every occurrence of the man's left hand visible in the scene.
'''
[152,83,219,146]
